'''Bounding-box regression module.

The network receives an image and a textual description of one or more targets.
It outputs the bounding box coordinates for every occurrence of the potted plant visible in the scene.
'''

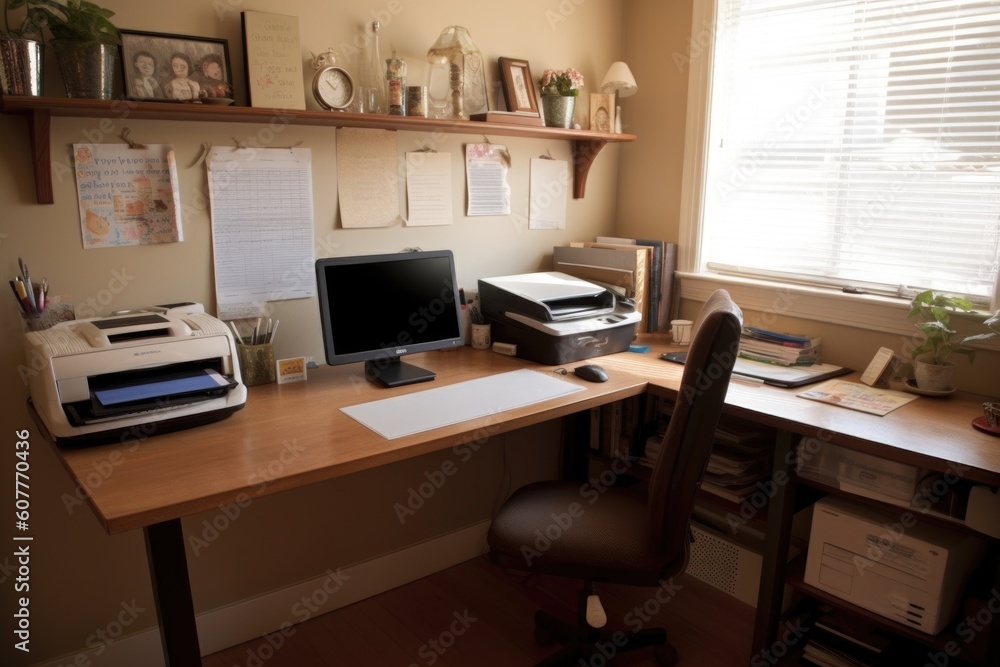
[538,67,583,128]
[1,0,47,96]
[907,290,996,391]
[42,0,119,99]
[3,0,118,99]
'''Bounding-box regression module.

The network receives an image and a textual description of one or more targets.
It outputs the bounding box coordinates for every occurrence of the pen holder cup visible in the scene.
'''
[21,296,75,332]
[237,343,276,386]
[470,323,491,350]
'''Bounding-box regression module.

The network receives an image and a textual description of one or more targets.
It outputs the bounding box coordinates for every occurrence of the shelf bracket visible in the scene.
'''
[571,139,608,199]
[27,109,53,205]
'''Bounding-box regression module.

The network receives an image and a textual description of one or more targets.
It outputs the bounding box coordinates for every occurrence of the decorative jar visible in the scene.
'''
[425,26,488,119]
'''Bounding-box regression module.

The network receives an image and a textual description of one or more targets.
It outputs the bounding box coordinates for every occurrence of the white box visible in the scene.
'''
[804,496,986,634]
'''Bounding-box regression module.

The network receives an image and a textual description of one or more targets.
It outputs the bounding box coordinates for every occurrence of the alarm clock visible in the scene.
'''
[311,49,354,111]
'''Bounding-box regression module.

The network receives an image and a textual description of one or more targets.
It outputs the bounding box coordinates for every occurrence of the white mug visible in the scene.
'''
[671,319,693,345]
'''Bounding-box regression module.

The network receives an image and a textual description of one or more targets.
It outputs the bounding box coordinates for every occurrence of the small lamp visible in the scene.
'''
[600,61,638,133]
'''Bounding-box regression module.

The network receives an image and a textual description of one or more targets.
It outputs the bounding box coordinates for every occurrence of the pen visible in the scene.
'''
[9,280,27,315]
[228,320,244,345]
[19,257,37,315]
[268,319,279,344]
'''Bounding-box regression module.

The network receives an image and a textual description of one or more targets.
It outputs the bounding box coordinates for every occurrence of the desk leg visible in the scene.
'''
[144,519,202,666]
[751,429,796,661]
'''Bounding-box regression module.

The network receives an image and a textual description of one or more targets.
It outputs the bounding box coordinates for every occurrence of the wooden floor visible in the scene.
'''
[204,556,754,666]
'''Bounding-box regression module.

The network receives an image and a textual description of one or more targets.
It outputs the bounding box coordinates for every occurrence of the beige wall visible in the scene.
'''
[0,1,625,664]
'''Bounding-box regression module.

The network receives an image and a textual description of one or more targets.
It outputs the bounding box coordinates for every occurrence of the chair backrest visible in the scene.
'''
[647,289,742,566]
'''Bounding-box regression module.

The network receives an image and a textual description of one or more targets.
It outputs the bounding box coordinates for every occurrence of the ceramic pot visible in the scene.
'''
[541,94,575,128]
[913,359,957,392]
[53,41,116,99]
[0,37,43,96]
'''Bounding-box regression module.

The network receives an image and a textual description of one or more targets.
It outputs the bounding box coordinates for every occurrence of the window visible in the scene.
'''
[689,0,1000,308]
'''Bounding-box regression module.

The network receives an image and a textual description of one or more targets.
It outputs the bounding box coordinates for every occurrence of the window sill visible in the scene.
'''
[677,272,1000,352]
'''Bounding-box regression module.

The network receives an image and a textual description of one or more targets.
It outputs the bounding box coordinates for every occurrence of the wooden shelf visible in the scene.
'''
[0,95,636,204]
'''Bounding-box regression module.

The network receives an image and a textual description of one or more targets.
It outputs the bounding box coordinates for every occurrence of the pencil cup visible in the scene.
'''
[21,296,75,332]
[671,319,693,345]
[470,323,491,350]
[237,343,276,386]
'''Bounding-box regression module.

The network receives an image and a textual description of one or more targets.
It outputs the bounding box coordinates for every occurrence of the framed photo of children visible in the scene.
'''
[119,30,233,103]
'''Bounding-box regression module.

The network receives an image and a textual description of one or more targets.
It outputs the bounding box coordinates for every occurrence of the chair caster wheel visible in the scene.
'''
[654,643,678,666]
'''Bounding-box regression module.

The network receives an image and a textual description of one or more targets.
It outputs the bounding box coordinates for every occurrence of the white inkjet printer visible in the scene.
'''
[24,303,247,446]
[478,272,641,364]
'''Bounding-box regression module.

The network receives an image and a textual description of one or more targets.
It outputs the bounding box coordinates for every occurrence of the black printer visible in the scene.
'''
[478,272,641,364]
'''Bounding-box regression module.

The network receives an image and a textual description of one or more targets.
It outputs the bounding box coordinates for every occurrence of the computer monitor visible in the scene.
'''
[315,250,465,387]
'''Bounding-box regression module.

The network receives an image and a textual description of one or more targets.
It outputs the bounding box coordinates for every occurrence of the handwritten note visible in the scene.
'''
[405,152,453,226]
[337,128,400,228]
[241,11,305,110]
[73,144,182,249]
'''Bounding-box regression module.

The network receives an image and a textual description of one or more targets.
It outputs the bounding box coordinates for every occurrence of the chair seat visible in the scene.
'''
[487,480,680,586]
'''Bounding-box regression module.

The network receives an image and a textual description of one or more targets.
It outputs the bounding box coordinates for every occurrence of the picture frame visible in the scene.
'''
[119,29,233,102]
[589,93,616,133]
[498,57,539,116]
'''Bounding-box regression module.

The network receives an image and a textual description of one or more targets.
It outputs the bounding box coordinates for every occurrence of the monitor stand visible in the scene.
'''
[364,358,436,387]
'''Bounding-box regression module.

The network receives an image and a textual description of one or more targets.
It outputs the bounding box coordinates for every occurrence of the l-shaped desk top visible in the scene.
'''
[50,336,1000,536]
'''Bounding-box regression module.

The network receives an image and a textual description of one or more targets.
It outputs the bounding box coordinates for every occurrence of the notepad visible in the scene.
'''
[341,369,584,439]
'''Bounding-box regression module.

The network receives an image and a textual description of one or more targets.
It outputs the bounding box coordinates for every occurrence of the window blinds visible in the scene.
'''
[700,0,1000,304]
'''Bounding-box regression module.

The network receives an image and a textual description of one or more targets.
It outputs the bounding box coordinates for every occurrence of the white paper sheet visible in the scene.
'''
[337,128,400,228]
[341,369,584,439]
[465,143,511,216]
[405,152,453,226]
[529,158,569,229]
[207,146,315,320]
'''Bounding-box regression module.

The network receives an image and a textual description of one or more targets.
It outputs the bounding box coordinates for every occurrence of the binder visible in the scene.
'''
[553,244,649,332]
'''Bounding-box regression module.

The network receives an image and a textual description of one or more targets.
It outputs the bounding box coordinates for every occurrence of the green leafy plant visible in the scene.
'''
[539,68,584,97]
[3,0,118,45]
[907,290,996,364]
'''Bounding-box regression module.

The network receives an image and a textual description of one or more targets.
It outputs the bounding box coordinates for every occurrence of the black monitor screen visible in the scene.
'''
[315,250,463,387]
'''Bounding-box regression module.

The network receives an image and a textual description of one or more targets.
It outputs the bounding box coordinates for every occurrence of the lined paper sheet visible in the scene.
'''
[341,369,584,439]
[208,147,315,319]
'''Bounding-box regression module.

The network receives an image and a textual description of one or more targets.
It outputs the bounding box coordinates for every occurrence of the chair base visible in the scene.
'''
[531,607,678,667]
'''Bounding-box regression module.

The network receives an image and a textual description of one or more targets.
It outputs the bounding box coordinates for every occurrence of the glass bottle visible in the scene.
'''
[386,54,406,116]
[363,20,386,114]
[425,26,487,119]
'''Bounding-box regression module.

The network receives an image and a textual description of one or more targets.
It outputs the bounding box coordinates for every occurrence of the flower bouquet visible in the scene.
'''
[539,68,584,96]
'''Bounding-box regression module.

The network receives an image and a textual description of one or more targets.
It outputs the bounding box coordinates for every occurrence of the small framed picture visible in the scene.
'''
[589,93,616,133]
[498,57,540,115]
[119,29,233,102]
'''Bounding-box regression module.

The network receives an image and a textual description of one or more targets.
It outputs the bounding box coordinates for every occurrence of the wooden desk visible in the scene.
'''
[46,340,1000,666]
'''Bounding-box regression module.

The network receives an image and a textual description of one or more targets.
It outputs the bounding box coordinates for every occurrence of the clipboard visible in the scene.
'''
[661,352,851,388]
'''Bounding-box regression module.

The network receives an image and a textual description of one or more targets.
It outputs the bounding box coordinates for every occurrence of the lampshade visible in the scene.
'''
[600,61,638,98]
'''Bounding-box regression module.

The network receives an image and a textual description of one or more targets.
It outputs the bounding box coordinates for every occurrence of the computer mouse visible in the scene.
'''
[574,364,608,383]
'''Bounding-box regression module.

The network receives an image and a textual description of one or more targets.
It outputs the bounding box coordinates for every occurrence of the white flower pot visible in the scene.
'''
[913,359,957,392]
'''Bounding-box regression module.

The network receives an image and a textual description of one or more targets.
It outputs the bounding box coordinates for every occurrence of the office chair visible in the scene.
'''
[487,289,742,666]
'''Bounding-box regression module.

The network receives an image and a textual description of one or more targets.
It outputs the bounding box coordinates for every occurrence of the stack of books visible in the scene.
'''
[739,326,822,366]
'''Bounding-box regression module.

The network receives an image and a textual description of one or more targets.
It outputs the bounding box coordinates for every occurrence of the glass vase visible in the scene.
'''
[425,26,488,119]
[360,21,386,114]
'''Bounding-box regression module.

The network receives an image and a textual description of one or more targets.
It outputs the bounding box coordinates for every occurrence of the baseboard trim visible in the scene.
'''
[36,521,491,667]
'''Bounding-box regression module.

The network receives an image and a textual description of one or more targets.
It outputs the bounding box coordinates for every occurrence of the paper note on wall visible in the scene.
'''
[337,128,401,228]
[207,146,315,319]
[73,143,183,249]
[405,151,453,226]
[529,158,568,229]
[466,143,511,216]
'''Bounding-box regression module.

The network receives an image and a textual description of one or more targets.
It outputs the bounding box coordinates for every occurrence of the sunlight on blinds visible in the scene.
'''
[701,0,1000,304]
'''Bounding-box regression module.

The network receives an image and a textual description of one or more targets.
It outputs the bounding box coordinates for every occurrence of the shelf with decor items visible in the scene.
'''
[0,95,636,204]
